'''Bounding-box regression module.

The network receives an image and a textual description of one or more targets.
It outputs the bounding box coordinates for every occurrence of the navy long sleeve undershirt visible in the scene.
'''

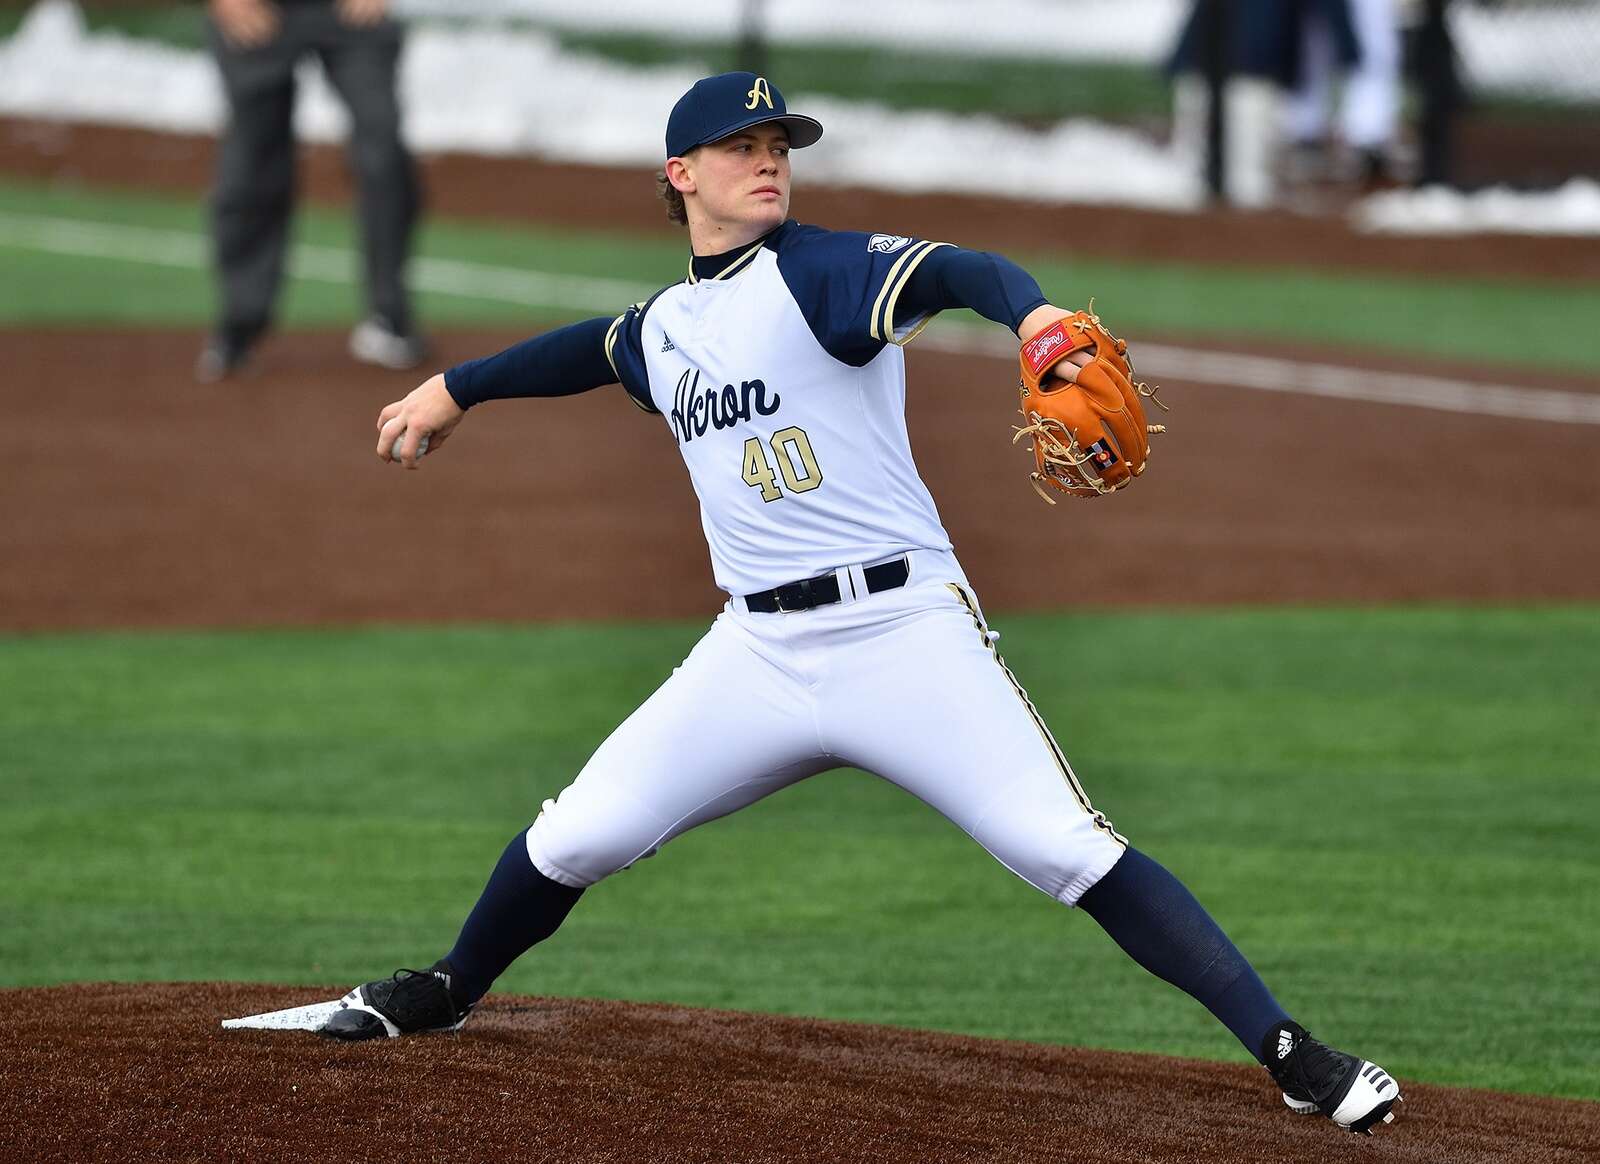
[441,244,1048,409]
[443,315,616,410]
[897,245,1048,334]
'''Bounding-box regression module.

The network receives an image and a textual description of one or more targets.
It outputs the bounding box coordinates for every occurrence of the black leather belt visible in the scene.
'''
[743,556,911,613]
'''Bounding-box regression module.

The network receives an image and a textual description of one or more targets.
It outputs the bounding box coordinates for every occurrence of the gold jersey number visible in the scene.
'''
[742,426,823,502]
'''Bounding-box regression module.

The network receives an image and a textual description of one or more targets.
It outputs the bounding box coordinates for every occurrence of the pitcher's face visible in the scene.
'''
[673,124,792,241]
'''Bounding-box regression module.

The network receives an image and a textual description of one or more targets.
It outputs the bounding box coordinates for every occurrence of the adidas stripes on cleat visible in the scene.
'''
[1263,1021,1402,1135]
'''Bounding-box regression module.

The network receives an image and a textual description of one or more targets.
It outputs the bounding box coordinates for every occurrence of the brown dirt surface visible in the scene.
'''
[5,327,1599,630]
[5,982,1597,1164]
[6,116,1600,283]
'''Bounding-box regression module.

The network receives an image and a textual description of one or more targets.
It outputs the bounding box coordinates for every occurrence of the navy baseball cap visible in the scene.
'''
[665,72,823,158]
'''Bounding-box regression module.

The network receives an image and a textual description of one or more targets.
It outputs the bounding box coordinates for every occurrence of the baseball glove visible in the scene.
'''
[1013,304,1166,502]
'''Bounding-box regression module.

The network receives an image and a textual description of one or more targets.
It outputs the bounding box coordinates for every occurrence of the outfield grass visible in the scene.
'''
[6,177,1600,374]
[2,608,1596,1099]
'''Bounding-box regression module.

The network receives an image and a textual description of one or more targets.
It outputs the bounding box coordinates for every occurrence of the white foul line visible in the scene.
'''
[3,209,1599,426]
[915,322,1600,426]
[0,211,656,310]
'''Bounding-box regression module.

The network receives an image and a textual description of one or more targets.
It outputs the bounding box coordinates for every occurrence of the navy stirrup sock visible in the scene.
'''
[443,830,584,1006]
[1077,847,1290,1063]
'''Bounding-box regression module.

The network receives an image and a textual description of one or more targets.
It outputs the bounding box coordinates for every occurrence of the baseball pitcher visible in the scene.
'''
[324,73,1400,1138]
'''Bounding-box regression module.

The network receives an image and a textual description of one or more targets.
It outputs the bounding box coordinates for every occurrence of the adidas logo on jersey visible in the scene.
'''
[867,233,912,254]
[661,333,676,352]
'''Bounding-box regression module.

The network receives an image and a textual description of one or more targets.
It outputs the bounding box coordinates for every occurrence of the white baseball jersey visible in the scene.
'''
[604,222,955,597]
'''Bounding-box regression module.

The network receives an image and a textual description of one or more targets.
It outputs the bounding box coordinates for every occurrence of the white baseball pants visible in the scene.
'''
[526,550,1127,905]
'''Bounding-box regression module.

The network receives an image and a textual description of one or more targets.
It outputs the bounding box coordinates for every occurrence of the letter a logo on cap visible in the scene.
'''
[745,77,774,110]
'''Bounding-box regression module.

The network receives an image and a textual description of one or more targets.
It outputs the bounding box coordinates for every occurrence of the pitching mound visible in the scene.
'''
[5,984,1595,1163]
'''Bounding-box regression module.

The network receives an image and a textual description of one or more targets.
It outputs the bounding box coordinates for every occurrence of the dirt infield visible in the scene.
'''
[4,327,1599,630]
[4,983,1596,1164]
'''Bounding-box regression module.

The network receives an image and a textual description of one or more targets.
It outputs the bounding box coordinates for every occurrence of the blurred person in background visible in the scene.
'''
[1170,0,1395,206]
[1284,0,1406,188]
[1169,0,1305,207]
[197,0,424,382]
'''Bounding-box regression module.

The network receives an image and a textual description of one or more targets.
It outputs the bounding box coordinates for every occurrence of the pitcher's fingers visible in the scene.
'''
[1048,349,1093,384]
[376,415,405,462]
[375,401,403,432]
[399,427,429,470]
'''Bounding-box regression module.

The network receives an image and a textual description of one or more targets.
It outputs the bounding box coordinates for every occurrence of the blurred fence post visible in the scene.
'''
[1416,0,1459,187]
[736,0,768,76]
[1200,0,1229,201]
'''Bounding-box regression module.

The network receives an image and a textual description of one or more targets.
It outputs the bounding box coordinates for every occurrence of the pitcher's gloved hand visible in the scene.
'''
[1014,304,1167,502]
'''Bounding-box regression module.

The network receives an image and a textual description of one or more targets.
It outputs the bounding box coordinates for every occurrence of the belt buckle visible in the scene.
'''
[774,576,814,613]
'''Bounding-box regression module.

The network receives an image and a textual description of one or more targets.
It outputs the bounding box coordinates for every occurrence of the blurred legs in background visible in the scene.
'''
[1173,72,1284,208]
[1170,0,1406,207]
[1168,0,1301,209]
[204,14,298,377]
[318,13,424,368]
[200,1,423,382]
[1285,0,1404,188]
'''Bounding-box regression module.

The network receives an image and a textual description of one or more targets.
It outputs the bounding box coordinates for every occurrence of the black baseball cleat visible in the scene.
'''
[320,960,474,1041]
[1263,1021,1402,1135]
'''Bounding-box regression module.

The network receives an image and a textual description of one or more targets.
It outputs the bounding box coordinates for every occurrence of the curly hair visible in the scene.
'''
[655,169,687,226]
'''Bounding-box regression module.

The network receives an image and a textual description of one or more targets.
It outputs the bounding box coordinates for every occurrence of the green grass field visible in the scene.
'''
[6,177,1600,373]
[3,609,1597,1099]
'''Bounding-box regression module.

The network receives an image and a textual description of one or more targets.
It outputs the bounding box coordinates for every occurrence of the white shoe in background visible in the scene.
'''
[349,317,428,371]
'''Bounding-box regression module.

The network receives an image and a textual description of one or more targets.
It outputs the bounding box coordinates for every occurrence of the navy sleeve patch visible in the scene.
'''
[773,225,951,367]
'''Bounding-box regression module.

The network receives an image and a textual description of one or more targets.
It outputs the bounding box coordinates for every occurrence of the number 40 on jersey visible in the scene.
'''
[742,427,823,502]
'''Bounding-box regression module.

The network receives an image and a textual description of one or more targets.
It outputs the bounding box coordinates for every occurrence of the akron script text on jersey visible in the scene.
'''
[670,369,783,444]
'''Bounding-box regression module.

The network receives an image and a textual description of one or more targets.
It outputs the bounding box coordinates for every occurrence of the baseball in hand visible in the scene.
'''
[391,432,430,460]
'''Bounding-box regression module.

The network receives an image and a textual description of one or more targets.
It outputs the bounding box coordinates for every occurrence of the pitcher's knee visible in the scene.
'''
[1051,832,1127,905]
[524,797,666,889]
[976,807,1127,906]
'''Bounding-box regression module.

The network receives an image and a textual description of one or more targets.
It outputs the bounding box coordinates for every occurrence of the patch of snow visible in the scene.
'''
[0,0,224,134]
[1352,179,1600,236]
[1449,6,1600,104]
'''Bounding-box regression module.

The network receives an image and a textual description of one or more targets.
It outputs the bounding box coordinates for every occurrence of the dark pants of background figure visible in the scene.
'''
[207,4,419,349]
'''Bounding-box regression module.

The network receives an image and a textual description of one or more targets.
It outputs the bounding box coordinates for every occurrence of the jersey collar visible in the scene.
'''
[687,220,792,284]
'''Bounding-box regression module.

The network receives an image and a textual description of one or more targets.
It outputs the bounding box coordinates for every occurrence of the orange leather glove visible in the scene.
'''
[1014,305,1166,501]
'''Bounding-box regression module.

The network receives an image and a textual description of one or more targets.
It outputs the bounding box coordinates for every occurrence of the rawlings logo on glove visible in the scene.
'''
[1013,303,1167,502]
